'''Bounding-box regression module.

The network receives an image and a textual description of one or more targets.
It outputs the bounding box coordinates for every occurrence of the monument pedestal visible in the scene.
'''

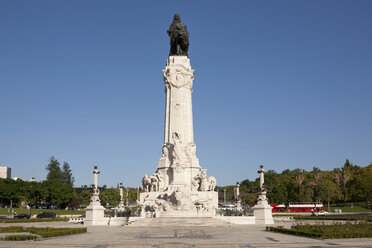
[140,190,218,218]
[85,204,107,225]
[84,166,109,225]
[253,190,274,224]
[253,204,274,224]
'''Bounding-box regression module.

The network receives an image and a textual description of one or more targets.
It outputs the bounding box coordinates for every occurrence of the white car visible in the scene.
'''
[312,210,328,216]
[220,204,236,211]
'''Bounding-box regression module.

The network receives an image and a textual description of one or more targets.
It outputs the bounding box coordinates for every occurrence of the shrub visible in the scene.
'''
[0,226,87,240]
[0,218,68,223]
[3,235,38,241]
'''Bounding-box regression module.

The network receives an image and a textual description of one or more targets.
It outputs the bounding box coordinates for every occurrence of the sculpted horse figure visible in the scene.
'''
[167,14,189,56]
[142,174,152,192]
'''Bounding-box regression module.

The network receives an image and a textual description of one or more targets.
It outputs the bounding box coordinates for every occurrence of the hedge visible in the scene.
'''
[0,226,87,240]
[1,235,38,241]
[266,223,372,239]
[0,218,68,223]
[293,216,372,222]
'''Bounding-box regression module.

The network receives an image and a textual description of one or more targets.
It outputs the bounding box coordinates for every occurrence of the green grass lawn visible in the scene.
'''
[329,205,371,213]
[267,222,372,239]
[0,208,85,216]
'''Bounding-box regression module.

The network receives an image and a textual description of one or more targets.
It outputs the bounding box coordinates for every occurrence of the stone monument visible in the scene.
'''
[253,165,274,224]
[117,182,125,210]
[85,166,106,225]
[139,14,218,218]
[236,182,242,211]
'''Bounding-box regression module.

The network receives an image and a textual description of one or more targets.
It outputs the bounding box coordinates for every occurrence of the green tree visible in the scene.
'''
[78,189,92,207]
[0,179,23,209]
[46,156,63,181]
[44,157,75,208]
[317,176,338,211]
[295,172,305,202]
[44,180,74,208]
[25,181,47,207]
[341,159,352,207]
[62,162,74,186]
[100,188,120,207]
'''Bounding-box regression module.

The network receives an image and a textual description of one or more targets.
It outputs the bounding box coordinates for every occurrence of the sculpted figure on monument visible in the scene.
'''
[150,175,159,192]
[185,143,197,160]
[191,177,200,192]
[167,14,189,56]
[171,132,187,164]
[193,170,216,191]
[161,144,169,158]
[208,176,216,191]
[142,175,151,192]
[153,171,164,191]
[194,169,209,191]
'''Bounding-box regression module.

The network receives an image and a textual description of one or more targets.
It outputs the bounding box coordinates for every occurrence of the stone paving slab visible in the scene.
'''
[0,221,371,247]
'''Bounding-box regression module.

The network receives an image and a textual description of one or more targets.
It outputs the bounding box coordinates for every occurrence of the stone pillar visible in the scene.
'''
[118,183,124,209]
[158,56,201,190]
[85,166,107,225]
[253,165,274,224]
[236,182,242,211]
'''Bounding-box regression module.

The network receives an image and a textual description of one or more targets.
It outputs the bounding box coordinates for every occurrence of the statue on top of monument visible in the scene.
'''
[167,14,189,57]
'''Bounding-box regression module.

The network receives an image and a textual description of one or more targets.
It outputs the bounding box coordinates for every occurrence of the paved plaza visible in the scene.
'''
[0,220,371,248]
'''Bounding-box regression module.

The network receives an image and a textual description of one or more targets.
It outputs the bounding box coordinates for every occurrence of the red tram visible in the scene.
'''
[271,202,324,212]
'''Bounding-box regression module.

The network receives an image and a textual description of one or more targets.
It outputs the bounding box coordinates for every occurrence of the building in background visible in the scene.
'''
[0,166,11,179]
[12,177,24,181]
[29,177,37,182]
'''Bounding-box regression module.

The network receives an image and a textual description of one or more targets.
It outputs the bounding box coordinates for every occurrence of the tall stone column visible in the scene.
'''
[85,166,107,225]
[157,56,200,190]
[118,182,124,209]
[236,182,242,211]
[253,165,274,224]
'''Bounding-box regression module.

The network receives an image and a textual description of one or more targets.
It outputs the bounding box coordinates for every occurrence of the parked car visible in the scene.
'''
[36,212,56,218]
[14,214,30,219]
[220,204,236,211]
[312,210,328,216]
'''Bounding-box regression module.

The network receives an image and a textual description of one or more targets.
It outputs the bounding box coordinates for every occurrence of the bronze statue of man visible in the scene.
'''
[167,14,189,56]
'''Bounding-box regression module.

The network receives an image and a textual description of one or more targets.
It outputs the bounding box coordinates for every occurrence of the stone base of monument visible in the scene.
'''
[139,190,218,218]
[215,216,256,225]
[85,204,107,225]
[253,202,274,225]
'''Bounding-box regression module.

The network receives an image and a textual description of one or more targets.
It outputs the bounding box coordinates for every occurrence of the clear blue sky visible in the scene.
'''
[1,0,371,187]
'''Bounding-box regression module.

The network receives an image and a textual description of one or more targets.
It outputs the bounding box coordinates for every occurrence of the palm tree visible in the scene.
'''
[295,174,305,202]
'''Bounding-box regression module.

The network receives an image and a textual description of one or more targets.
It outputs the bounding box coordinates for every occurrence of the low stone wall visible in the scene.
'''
[58,214,83,218]
[68,217,85,223]
[273,216,295,222]
[215,216,256,225]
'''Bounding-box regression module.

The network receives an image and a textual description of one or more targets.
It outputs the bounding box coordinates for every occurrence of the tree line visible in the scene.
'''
[0,157,75,209]
[0,157,140,209]
[218,159,372,209]
[1,158,371,210]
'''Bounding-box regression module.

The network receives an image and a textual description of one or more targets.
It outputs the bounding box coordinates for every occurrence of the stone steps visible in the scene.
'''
[129,217,228,227]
